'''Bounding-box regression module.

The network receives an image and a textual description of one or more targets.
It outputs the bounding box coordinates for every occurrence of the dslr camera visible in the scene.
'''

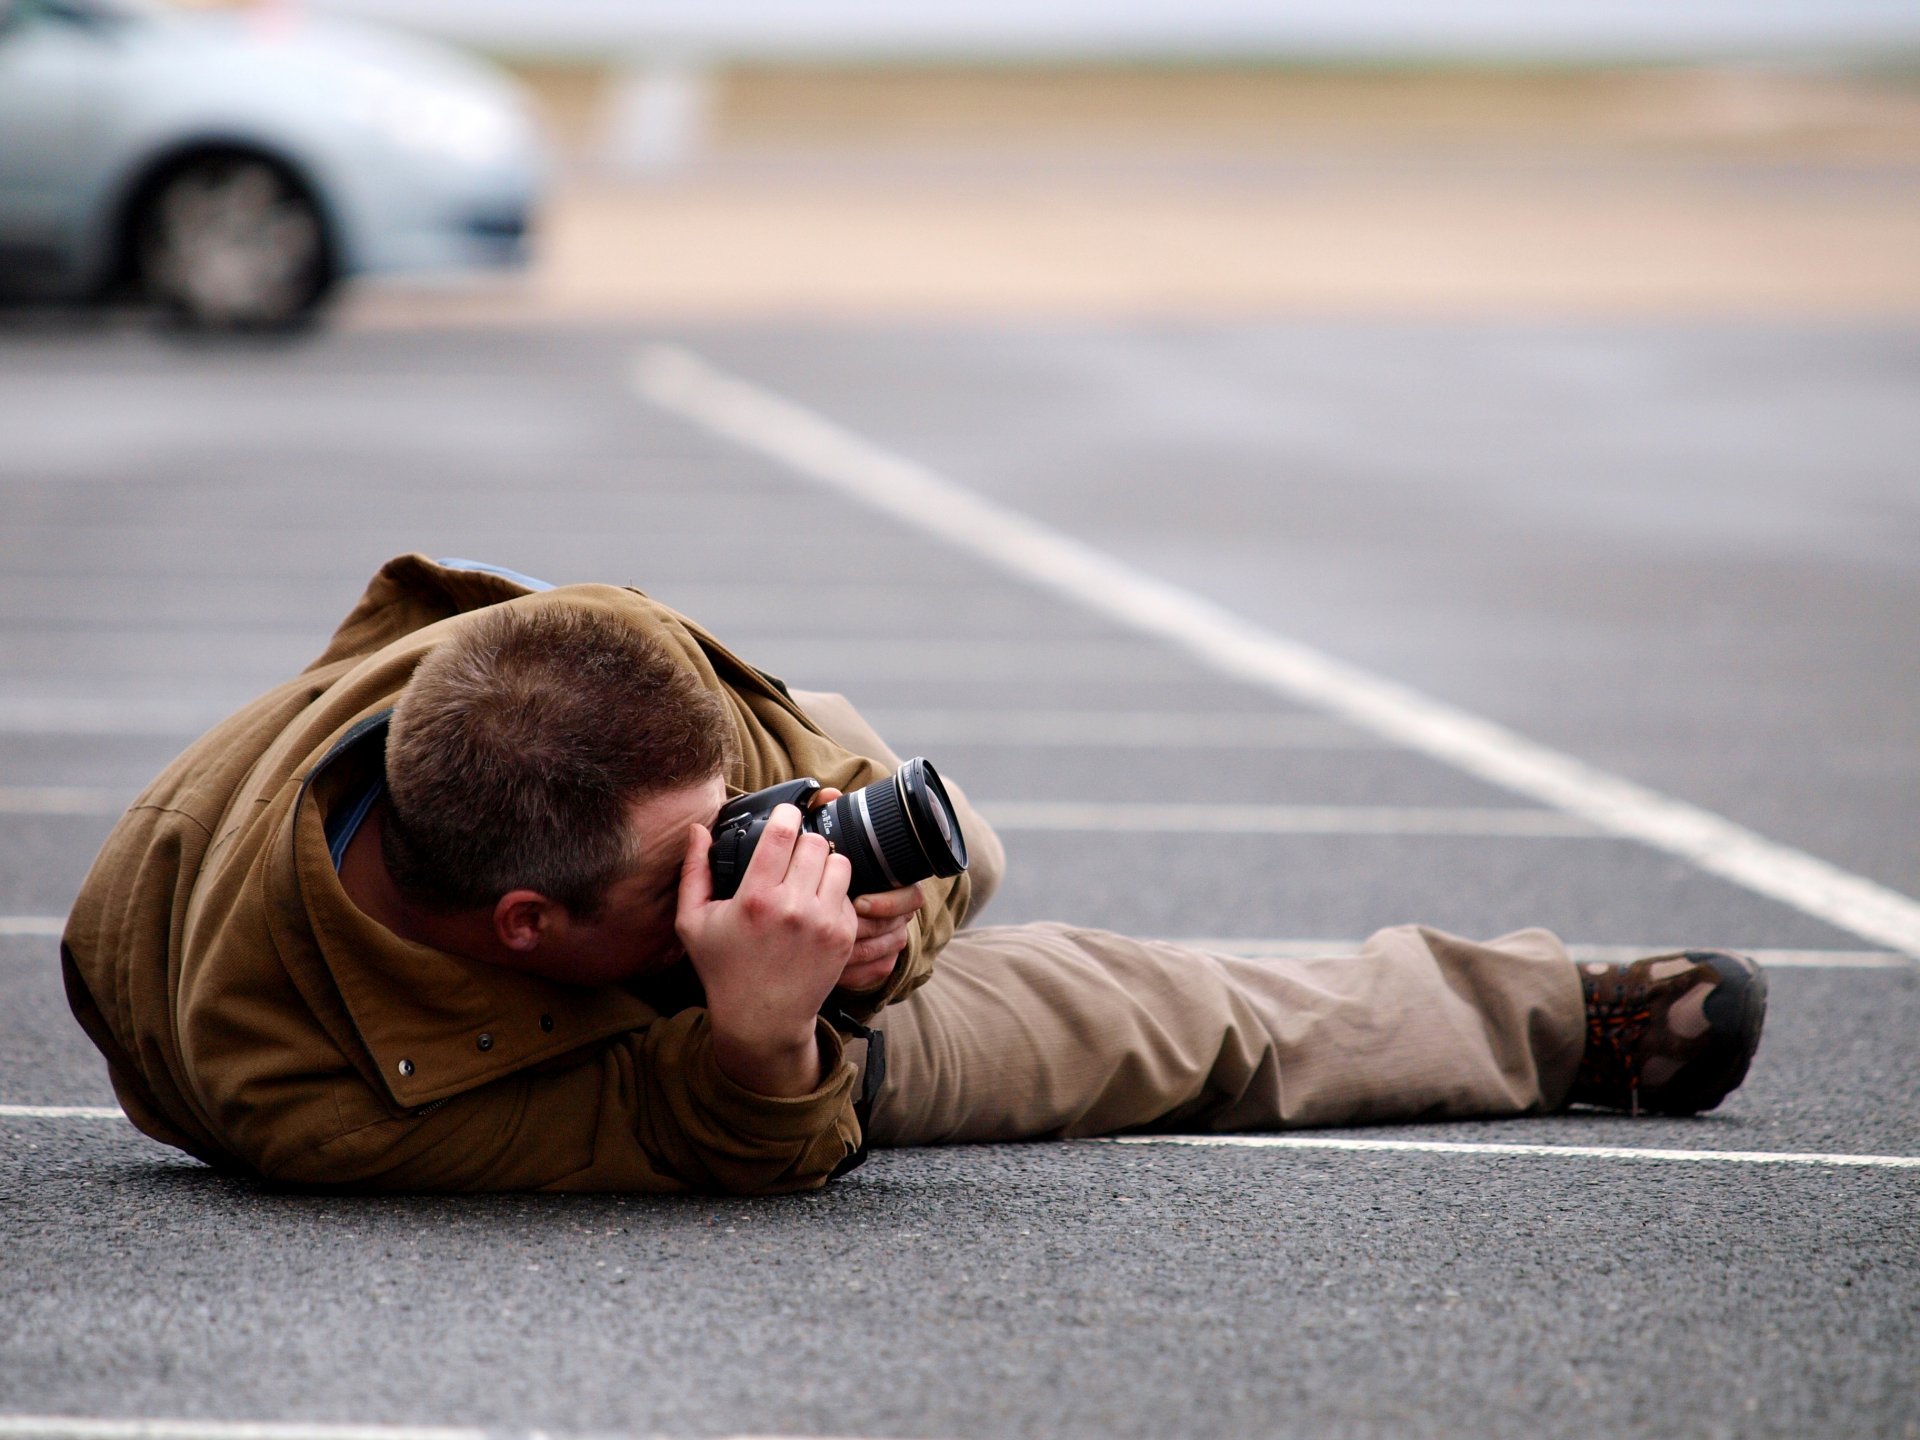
[708,756,969,900]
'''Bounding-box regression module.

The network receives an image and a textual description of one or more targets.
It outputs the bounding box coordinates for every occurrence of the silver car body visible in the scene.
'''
[0,0,542,299]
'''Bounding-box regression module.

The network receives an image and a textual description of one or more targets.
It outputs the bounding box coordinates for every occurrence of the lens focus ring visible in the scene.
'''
[854,778,917,890]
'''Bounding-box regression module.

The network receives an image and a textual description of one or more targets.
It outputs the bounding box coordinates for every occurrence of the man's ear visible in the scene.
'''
[492,890,560,952]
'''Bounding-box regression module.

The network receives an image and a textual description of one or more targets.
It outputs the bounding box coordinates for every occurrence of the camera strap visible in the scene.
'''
[826,1009,886,1179]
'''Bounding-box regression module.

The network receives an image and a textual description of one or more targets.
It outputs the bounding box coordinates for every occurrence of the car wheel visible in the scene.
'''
[133,154,334,330]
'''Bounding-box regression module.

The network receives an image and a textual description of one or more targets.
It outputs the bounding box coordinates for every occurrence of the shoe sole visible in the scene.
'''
[1647,951,1768,1116]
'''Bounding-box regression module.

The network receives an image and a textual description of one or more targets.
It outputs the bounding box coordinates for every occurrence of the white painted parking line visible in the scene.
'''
[724,636,1185,681]
[5,1103,1915,1173]
[0,1421,902,1440]
[1558,943,1909,968]
[635,346,1920,957]
[857,709,1377,747]
[0,1106,123,1120]
[979,801,1596,836]
[1102,1135,1920,1169]
[0,787,128,816]
[0,916,64,936]
[8,1102,1914,1169]
[1179,939,1913,969]
[2,918,1905,968]
[0,1420,484,1440]
[0,699,222,735]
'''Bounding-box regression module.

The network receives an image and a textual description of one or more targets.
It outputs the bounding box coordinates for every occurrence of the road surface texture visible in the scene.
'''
[1,320,1915,1440]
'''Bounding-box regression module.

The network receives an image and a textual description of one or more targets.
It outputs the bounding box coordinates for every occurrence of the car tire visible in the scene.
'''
[132,152,335,331]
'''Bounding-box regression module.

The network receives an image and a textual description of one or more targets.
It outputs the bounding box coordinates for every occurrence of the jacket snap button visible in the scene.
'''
[476,1033,494,1052]
[397,1058,415,1077]
[539,1014,555,1033]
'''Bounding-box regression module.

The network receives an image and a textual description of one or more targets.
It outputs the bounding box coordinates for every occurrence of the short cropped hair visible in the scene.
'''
[381,603,732,917]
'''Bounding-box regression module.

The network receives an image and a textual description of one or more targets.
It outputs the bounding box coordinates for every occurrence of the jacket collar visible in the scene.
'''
[267,706,654,1112]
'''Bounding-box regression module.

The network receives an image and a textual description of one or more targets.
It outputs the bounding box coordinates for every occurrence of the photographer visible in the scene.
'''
[62,555,1768,1193]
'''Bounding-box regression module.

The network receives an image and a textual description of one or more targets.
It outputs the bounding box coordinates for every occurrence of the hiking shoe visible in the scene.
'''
[1567,951,1767,1116]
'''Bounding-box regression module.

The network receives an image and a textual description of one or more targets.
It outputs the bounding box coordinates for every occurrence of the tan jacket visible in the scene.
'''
[62,555,971,1194]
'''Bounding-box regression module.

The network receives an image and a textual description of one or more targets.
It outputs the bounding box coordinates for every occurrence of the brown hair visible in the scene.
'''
[381,602,732,917]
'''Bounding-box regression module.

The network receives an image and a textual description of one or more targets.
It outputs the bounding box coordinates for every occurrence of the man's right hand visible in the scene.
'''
[675,804,858,1097]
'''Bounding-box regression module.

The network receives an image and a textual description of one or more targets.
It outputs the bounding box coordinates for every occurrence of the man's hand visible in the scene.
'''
[806,786,923,994]
[676,804,858,1097]
[843,885,924,992]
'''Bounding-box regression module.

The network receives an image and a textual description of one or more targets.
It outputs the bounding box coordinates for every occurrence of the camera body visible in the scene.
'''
[708,757,968,900]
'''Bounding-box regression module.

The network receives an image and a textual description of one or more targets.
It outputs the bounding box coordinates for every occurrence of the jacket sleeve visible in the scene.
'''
[270,1013,862,1195]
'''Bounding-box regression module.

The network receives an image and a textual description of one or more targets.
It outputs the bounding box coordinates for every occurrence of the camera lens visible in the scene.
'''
[710,759,969,901]
[810,760,967,898]
[821,756,969,897]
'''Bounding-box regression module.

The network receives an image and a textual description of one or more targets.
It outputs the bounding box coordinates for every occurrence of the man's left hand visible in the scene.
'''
[808,787,924,993]
[842,884,923,991]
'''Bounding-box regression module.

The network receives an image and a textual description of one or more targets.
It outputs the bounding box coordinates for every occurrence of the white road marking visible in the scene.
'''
[0,787,128,816]
[1177,939,1913,968]
[4,1104,1914,1171]
[1557,942,1908,969]
[0,1424,897,1440]
[1101,1135,1920,1168]
[0,1424,899,1440]
[722,635,1186,681]
[0,699,221,735]
[0,698,1390,750]
[979,800,1596,836]
[0,1421,484,1440]
[856,709,1377,747]
[634,345,1920,958]
[3,916,1901,967]
[0,1106,123,1120]
[0,916,64,936]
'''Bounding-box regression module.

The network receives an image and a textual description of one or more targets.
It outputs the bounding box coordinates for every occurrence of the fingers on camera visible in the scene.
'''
[822,850,853,899]
[741,805,803,884]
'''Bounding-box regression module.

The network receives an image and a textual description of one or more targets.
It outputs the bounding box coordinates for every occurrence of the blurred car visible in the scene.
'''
[0,0,543,327]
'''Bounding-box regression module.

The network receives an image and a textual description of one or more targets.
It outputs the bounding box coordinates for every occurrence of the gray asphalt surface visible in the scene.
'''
[0,319,1915,1440]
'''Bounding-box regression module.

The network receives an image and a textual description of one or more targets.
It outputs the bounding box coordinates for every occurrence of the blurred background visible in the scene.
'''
[2,0,1917,327]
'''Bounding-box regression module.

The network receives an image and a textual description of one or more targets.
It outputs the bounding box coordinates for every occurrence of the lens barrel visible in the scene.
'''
[707,757,969,900]
[822,756,969,896]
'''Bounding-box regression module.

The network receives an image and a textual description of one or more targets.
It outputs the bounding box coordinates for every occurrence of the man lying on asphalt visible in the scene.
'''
[62,555,1770,1193]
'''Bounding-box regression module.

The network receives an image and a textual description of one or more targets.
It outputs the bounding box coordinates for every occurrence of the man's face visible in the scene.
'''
[545,773,726,986]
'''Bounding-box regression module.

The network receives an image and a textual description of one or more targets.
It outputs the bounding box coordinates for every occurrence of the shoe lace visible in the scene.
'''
[1577,983,1654,1118]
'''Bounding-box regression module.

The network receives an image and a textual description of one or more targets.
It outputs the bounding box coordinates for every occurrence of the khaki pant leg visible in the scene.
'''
[867,924,1586,1145]
[787,688,1004,922]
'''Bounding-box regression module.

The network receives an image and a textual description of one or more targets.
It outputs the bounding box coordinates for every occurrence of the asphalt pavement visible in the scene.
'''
[0,318,1914,1440]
